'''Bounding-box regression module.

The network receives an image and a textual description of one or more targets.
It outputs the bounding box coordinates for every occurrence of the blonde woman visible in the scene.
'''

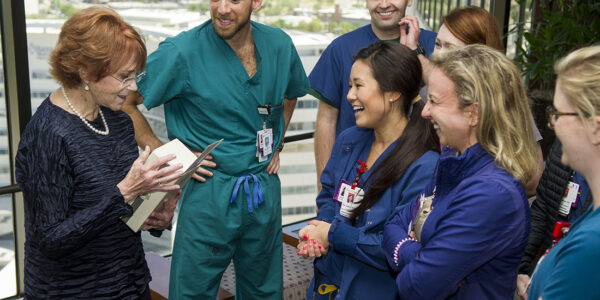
[402,6,544,196]
[383,45,538,299]
[527,46,600,300]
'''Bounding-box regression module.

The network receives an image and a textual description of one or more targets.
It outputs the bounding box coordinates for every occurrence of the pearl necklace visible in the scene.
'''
[61,87,109,136]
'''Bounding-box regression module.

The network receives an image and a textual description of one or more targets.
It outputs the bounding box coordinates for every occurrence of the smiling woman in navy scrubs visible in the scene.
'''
[297,41,440,300]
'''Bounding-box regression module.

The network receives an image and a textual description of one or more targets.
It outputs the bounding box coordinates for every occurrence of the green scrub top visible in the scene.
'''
[139,22,308,299]
[138,20,309,177]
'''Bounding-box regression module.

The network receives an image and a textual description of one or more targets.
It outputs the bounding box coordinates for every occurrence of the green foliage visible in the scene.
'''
[261,0,299,15]
[54,0,78,17]
[513,0,600,91]
[270,19,288,29]
[59,3,77,17]
[298,18,323,32]
[268,18,323,33]
[328,21,361,35]
[188,3,209,12]
[280,0,298,11]
[261,2,283,16]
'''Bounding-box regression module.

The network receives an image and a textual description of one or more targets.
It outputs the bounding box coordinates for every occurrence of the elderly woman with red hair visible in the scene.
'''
[16,7,182,299]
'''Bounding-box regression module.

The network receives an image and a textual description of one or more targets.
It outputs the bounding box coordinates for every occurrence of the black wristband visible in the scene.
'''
[414,43,426,56]
[276,141,284,152]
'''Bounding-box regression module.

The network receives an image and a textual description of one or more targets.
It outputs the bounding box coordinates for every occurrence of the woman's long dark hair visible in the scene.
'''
[349,42,440,221]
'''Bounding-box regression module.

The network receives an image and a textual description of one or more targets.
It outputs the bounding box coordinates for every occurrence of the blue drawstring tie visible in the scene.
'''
[230,173,264,212]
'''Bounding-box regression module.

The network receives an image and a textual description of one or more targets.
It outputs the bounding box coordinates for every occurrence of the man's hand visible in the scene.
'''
[143,191,181,231]
[398,16,422,51]
[192,154,216,182]
[267,150,281,175]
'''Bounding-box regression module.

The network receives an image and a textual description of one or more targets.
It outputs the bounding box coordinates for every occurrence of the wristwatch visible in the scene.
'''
[276,141,284,152]
[414,43,426,56]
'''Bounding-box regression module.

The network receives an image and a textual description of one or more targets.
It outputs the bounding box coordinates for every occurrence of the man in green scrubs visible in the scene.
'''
[123,0,309,298]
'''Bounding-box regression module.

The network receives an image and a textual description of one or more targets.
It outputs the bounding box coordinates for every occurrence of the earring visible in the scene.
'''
[389,99,394,103]
[84,84,89,91]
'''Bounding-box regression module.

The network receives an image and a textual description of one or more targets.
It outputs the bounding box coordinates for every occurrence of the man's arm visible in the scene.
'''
[399,16,435,84]
[314,101,338,191]
[418,55,434,85]
[267,97,297,175]
[123,92,216,182]
[122,92,163,151]
[282,97,297,135]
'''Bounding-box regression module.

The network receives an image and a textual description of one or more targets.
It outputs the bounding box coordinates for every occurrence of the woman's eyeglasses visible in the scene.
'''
[110,71,146,88]
[546,106,578,129]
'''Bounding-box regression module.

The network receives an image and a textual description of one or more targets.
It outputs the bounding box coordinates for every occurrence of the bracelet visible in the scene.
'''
[413,43,426,56]
[393,237,416,266]
[276,141,284,152]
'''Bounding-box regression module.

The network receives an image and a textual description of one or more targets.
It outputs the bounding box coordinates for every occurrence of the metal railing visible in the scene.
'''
[0,132,316,198]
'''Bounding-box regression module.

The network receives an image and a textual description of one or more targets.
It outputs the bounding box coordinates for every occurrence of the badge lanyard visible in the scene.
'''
[336,160,367,218]
[333,160,366,204]
[256,104,281,162]
[351,160,366,189]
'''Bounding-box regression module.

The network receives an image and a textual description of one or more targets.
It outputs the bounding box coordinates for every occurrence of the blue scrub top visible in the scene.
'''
[308,25,437,136]
[383,144,530,299]
[139,20,310,177]
[312,126,438,299]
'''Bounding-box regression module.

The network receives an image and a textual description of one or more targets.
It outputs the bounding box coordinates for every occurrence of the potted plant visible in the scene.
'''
[512,0,600,157]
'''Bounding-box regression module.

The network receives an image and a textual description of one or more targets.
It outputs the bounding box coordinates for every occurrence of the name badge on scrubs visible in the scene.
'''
[340,188,364,219]
[334,180,364,218]
[334,180,351,203]
[558,181,580,217]
[256,105,276,162]
[256,128,273,162]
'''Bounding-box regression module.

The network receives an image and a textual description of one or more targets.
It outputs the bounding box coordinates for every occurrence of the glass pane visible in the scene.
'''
[0,195,16,299]
[0,29,17,298]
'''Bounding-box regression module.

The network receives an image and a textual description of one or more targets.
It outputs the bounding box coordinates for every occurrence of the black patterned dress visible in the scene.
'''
[16,97,150,299]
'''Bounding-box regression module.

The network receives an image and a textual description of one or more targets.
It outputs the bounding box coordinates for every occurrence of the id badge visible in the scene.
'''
[334,180,352,203]
[558,181,580,217]
[261,128,273,156]
[256,129,269,162]
[343,187,360,203]
[340,188,364,219]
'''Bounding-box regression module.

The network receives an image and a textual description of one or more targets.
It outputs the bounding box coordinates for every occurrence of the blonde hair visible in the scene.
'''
[49,6,146,88]
[554,46,600,122]
[431,44,538,185]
